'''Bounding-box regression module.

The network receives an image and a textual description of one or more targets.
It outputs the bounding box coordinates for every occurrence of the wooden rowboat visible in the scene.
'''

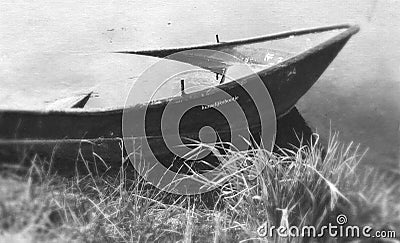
[0,24,359,171]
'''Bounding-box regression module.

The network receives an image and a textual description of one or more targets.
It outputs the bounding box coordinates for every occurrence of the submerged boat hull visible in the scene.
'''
[0,24,359,171]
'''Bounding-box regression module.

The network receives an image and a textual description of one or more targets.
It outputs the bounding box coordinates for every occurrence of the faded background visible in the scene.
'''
[0,0,399,171]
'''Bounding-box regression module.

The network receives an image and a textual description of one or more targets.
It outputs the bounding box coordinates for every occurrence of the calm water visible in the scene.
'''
[1,0,399,170]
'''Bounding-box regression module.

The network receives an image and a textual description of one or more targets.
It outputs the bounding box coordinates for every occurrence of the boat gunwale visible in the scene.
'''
[115,23,357,56]
[0,24,360,116]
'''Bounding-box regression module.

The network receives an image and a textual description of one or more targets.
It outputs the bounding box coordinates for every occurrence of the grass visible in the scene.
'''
[0,132,399,242]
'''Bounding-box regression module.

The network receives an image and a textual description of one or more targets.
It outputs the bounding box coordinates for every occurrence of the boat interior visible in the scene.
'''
[0,27,347,111]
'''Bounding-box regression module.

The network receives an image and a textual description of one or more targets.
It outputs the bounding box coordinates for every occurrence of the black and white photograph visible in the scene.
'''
[0,0,399,242]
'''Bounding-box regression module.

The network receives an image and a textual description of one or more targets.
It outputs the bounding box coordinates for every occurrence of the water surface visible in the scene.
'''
[1,0,399,170]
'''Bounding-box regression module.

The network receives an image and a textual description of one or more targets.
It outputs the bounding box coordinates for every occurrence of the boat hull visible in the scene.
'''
[0,25,359,171]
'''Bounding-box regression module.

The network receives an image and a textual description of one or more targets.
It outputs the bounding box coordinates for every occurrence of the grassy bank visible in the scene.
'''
[0,133,399,242]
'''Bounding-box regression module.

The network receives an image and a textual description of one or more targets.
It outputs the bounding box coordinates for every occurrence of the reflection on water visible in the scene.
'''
[166,107,314,174]
[275,107,315,151]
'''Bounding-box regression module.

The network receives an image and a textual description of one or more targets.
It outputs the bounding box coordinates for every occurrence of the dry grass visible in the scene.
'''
[0,132,399,242]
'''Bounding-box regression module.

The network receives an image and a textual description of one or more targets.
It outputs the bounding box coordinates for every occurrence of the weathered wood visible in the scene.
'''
[0,24,360,168]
